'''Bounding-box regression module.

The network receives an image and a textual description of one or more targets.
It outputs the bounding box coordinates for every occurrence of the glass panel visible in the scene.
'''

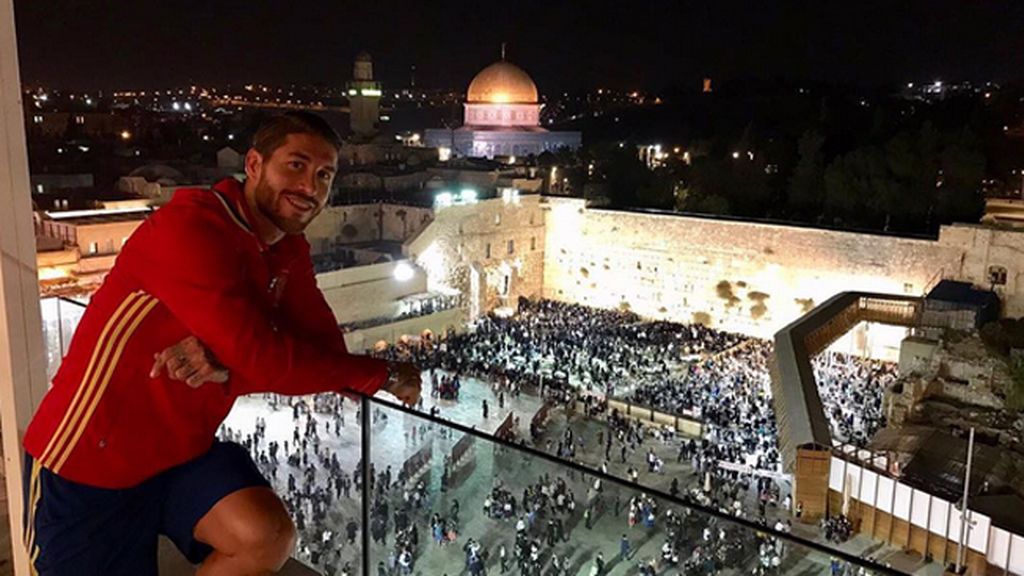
[367,398,891,576]
[219,393,363,575]
[39,296,88,382]
[38,297,61,381]
[57,297,87,356]
[369,307,784,534]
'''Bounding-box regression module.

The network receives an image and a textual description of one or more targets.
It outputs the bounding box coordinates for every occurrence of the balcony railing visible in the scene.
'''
[38,295,87,380]
[43,304,905,576]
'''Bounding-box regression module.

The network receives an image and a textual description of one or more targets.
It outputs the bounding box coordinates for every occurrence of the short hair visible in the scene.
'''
[251,111,342,157]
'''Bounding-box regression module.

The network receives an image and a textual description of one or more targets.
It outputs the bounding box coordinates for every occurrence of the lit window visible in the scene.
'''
[88,242,98,254]
[32,115,42,124]
[494,214,501,226]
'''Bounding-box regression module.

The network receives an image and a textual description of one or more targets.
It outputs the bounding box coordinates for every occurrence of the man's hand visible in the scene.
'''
[150,335,229,388]
[383,362,422,407]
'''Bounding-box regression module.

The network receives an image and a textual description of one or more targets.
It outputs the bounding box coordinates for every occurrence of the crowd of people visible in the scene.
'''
[813,354,895,448]
[220,394,364,575]
[378,298,746,397]
[214,297,898,575]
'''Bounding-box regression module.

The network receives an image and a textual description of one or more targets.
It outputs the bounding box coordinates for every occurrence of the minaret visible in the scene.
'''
[347,51,381,138]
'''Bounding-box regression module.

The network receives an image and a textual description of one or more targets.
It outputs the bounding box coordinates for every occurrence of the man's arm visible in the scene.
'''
[134,204,388,397]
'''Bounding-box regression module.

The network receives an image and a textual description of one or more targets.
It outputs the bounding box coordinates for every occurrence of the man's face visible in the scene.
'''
[247,133,338,235]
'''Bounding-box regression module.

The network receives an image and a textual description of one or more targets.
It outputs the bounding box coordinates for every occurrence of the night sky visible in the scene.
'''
[13,0,1024,92]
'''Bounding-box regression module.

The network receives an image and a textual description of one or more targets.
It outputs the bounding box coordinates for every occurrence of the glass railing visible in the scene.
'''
[360,395,902,576]
[38,295,88,381]
[42,303,904,575]
[215,389,904,576]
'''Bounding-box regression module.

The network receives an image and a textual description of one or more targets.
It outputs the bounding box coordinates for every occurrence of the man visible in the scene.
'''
[22,112,421,575]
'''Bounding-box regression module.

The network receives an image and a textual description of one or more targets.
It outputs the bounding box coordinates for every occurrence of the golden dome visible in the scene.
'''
[466,61,539,104]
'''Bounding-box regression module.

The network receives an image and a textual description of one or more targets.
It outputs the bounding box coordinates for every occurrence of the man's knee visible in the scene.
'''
[196,488,296,571]
[235,509,296,570]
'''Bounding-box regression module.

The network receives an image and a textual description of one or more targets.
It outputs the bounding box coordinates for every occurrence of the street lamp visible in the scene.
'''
[393,261,415,282]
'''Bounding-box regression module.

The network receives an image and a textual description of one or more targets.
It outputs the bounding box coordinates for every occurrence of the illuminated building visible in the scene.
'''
[347,51,382,138]
[425,55,581,159]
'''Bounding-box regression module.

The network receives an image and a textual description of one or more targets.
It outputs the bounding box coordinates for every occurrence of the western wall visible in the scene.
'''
[539,197,1024,339]
[407,195,546,318]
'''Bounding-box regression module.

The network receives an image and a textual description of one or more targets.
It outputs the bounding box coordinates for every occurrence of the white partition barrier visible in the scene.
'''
[911,489,931,528]
[893,483,912,520]
[859,470,878,506]
[929,498,950,537]
[830,455,1024,574]
[877,477,895,514]
[829,456,845,491]
[988,527,1011,570]
[845,463,862,504]
[1011,535,1024,575]
[969,513,989,553]
[948,507,963,548]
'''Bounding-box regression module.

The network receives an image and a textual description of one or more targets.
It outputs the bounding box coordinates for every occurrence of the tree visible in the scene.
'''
[636,169,676,210]
[787,129,825,217]
[599,146,649,208]
[883,123,940,228]
[935,129,985,225]
[823,147,884,227]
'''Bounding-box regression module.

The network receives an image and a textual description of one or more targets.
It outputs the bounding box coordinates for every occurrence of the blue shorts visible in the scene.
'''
[22,441,271,576]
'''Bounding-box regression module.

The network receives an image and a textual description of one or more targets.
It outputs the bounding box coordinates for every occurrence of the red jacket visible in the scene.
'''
[24,178,388,488]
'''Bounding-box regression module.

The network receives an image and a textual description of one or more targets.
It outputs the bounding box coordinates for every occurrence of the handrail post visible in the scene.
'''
[56,297,64,354]
[361,395,371,576]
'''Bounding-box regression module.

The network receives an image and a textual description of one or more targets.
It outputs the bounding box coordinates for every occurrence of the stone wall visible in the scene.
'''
[304,204,434,254]
[938,224,1024,318]
[406,195,546,317]
[343,308,464,353]
[394,196,1024,340]
[316,261,428,325]
[542,198,967,338]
